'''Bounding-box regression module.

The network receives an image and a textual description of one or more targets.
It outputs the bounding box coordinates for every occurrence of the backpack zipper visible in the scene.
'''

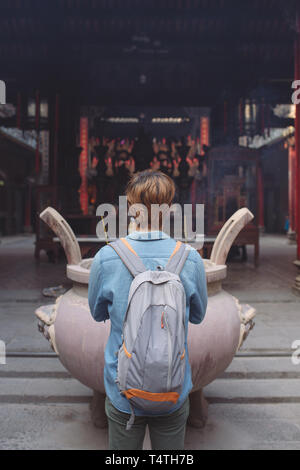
[163,309,172,392]
[161,311,164,329]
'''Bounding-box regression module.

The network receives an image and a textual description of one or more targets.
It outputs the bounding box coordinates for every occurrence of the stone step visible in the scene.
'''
[1,355,299,379]
[221,356,300,379]
[0,377,92,404]
[0,373,300,405]
[205,378,300,404]
[0,357,69,378]
[1,402,300,450]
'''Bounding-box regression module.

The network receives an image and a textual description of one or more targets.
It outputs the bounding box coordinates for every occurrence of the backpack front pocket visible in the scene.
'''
[126,305,170,393]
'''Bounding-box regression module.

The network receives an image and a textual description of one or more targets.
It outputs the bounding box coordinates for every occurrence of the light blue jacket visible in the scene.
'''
[88,231,208,415]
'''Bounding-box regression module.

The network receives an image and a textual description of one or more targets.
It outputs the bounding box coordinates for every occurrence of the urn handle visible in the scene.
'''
[210,207,254,266]
[40,207,82,265]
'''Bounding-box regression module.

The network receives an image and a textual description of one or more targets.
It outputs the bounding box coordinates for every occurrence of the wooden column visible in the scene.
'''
[296,18,300,258]
[79,116,89,215]
[293,10,300,293]
[53,94,59,206]
[257,163,264,231]
[35,90,40,176]
[288,144,296,235]
[49,93,59,207]
[24,183,32,233]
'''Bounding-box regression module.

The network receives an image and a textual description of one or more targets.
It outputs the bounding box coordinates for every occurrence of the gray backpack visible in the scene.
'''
[109,238,190,429]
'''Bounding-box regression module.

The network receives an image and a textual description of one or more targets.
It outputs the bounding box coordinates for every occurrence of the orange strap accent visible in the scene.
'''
[120,238,138,256]
[123,389,179,404]
[169,241,182,260]
[123,342,132,358]
[181,349,185,360]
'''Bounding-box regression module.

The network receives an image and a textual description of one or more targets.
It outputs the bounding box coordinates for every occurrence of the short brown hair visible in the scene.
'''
[126,170,175,229]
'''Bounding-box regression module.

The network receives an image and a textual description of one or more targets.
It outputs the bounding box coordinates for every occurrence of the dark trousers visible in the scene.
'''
[105,396,190,450]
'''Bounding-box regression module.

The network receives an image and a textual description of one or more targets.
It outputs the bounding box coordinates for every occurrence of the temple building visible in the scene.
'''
[0,0,299,287]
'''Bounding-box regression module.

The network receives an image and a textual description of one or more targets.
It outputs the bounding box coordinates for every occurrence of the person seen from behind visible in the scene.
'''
[88,169,207,450]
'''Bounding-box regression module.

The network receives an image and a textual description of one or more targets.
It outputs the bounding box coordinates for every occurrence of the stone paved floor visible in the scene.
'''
[0,235,66,292]
[0,233,300,449]
[0,235,68,352]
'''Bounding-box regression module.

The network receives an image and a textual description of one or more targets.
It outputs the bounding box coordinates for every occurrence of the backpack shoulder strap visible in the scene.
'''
[109,238,146,277]
[165,241,191,275]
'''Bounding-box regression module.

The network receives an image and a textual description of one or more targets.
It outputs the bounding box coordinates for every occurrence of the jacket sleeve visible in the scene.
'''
[88,250,110,322]
[189,250,208,324]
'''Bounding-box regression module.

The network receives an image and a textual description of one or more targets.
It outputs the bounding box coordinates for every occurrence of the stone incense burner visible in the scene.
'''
[35,207,256,428]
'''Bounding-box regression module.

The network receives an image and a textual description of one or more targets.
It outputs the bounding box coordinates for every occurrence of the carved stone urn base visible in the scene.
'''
[90,391,108,429]
[187,389,209,428]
